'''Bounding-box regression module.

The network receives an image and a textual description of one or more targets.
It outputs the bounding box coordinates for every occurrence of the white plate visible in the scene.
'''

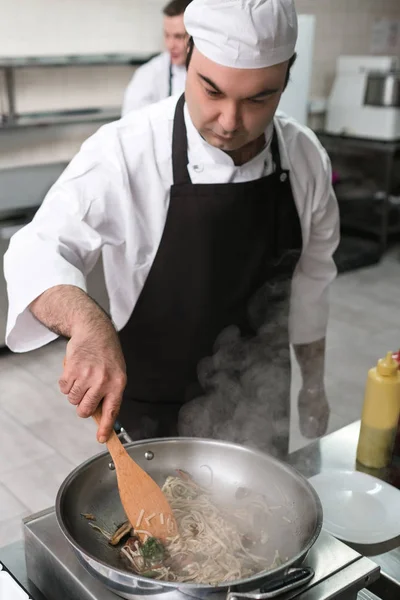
[0,563,31,599]
[308,469,400,544]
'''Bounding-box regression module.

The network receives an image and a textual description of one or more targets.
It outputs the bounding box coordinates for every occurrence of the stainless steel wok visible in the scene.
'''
[56,437,322,600]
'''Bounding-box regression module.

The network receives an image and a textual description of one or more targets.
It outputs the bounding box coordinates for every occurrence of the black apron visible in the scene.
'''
[118,94,302,458]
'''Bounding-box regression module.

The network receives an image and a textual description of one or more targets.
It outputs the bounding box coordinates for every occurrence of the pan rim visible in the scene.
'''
[55,436,323,591]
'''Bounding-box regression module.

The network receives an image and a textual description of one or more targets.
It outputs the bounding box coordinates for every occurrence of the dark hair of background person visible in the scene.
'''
[163,0,193,17]
[186,37,297,90]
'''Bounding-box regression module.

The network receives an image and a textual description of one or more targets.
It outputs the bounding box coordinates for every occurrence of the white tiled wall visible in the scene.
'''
[0,0,164,56]
[296,0,400,98]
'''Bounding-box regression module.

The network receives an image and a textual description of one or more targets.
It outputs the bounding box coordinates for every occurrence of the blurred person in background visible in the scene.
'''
[122,0,192,115]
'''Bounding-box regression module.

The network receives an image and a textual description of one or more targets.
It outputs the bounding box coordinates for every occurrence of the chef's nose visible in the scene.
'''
[218,101,241,134]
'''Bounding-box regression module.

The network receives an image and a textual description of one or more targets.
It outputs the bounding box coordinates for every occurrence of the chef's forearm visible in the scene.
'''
[29,284,111,339]
[293,338,326,389]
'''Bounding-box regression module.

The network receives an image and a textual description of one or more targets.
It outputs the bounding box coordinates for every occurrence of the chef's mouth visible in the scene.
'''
[212,132,237,142]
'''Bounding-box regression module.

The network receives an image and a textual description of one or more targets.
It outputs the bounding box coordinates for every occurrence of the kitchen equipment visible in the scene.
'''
[356,351,400,469]
[56,438,323,599]
[326,55,400,141]
[91,407,177,541]
[364,72,400,108]
[309,469,400,545]
[23,507,380,600]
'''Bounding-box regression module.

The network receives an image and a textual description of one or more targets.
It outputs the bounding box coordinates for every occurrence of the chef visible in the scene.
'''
[5,0,339,458]
[122,0,192,115]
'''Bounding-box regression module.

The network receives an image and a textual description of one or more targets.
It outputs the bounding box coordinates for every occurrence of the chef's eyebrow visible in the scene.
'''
[198,74,223,92]
[198,73,279,99]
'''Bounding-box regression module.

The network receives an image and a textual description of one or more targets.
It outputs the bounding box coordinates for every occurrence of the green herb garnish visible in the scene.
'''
[140,537,165,563]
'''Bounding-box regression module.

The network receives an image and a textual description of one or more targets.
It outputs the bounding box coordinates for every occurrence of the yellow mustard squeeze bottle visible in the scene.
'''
[356,351,400,469]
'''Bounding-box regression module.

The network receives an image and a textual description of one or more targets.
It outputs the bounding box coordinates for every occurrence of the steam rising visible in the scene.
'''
[178,278,293,459]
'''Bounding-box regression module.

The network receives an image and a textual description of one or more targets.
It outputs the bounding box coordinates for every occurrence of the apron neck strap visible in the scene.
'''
[172,94,191,185]
[270,127,284,175]
[168,62,172,97]
[172,94,285,185]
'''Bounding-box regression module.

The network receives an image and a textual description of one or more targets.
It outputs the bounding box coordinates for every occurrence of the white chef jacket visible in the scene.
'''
[122,52,186,116]
[4,95,339,353]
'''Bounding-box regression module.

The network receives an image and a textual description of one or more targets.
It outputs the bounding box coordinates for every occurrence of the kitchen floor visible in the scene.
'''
[0,250,400,549]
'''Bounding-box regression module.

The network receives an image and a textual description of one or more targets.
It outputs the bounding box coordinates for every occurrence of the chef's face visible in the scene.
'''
[163,15,189,66]
[185,47,289,152]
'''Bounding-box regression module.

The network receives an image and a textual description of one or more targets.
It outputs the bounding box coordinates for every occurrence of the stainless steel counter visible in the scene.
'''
[21,508,379,600]
[0,534,382,600]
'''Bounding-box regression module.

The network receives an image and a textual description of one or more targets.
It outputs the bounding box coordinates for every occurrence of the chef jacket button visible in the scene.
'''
[280,172,288,182]
[193,164,204,173]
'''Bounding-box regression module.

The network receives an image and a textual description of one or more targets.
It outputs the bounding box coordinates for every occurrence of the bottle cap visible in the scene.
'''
[377,351,398,377]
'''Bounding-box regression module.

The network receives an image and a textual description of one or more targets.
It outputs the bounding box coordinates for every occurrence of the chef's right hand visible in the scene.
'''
[59,320,127,444]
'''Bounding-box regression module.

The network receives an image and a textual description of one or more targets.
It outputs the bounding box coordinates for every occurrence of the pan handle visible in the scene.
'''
[227,567,314,600]
[108,422,133,471]
[113,421,133,444]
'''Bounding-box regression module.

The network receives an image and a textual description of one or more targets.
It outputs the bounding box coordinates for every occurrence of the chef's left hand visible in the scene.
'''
[298,385,330,439]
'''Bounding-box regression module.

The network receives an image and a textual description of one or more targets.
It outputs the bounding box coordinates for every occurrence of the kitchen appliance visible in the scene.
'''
[55,438,323,599]
[326,56,400,141]
[23,507,379,600]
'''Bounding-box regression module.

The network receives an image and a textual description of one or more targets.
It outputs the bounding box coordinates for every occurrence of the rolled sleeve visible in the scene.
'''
[289,147,340,345]
[5,269,86,353]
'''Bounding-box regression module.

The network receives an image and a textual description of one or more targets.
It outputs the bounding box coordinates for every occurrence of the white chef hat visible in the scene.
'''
[184,0,298,70]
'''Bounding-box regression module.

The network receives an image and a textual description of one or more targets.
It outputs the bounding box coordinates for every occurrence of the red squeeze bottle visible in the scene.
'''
[392,350,400,461]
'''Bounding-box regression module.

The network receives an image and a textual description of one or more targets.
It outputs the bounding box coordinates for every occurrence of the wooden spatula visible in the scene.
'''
[91,405,177,541]
[62,357,177,540]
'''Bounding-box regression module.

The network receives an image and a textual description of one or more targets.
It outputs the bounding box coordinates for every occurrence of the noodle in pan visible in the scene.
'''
[85,470,284,585]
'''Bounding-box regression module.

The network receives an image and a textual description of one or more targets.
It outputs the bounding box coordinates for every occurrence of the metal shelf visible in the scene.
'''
[0,53,153,128]
[316,131,400,154]
[316,131,400,253]
[0,53,155,68]
[0,108,120,130]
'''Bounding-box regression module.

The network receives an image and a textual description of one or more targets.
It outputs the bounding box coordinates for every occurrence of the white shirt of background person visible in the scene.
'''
[121,0,192,115]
